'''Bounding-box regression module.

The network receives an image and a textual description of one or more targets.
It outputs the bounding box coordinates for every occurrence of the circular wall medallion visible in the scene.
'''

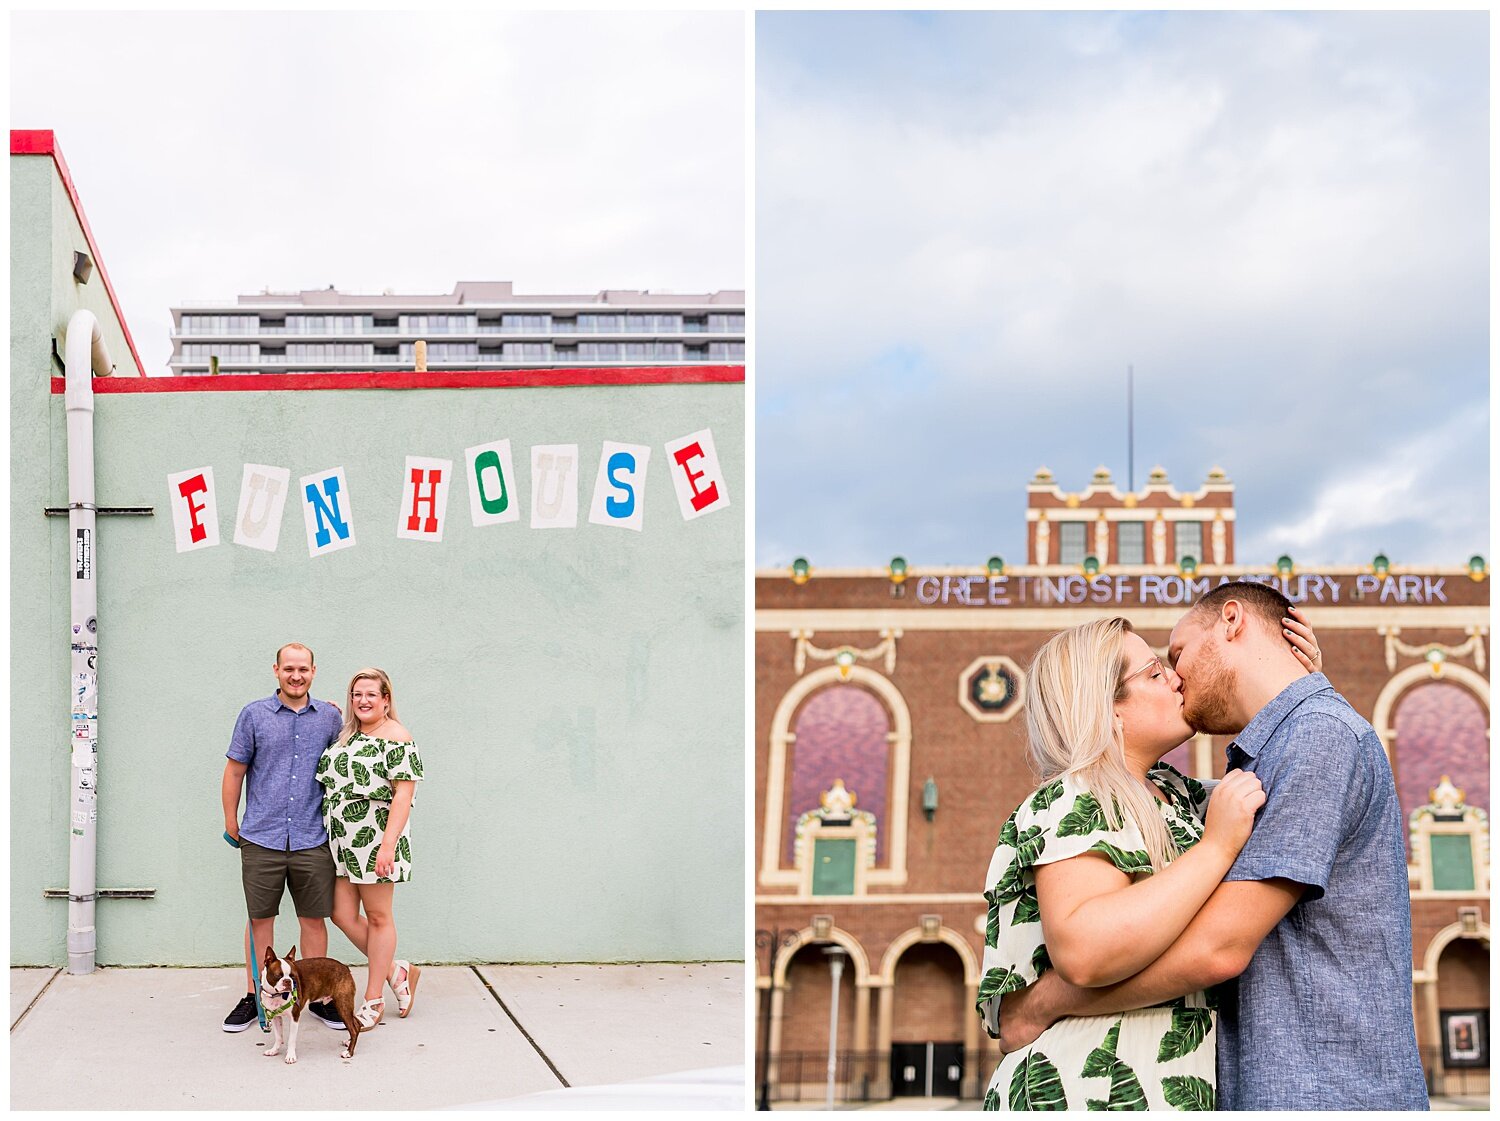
[958,655,1026,723]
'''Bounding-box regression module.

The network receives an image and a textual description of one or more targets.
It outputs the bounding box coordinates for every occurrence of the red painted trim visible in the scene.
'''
[12,129,149,377]
[49,364,745,394]
[10,128,55,155]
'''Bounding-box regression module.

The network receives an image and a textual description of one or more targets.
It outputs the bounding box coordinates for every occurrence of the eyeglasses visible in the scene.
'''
[1122,658,1164,685]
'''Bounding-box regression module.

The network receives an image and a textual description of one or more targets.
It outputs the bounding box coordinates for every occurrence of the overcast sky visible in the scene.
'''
[756,11,1487,569]
[12,10,744,376]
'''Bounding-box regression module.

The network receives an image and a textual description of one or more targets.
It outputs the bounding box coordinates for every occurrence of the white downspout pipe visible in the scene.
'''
[64,309,114,974]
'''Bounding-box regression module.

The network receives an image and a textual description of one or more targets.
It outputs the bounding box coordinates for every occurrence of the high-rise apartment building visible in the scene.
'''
[168,281,745,375]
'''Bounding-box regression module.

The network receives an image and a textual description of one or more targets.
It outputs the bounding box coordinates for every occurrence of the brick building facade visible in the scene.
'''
[754,468,1489,1104]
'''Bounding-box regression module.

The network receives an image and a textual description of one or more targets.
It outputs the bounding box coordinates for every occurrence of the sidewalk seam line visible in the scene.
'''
[11,968,63,1032]
[470,966,571,1088]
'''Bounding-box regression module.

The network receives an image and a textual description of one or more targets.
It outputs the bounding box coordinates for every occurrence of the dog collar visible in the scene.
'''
[261,979,298,1020]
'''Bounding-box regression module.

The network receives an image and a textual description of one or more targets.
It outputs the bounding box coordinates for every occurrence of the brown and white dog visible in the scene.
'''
[260,946,362,1063]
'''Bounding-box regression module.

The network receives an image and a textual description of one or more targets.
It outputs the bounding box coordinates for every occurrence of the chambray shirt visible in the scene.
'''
[1218,673,1428,1110]
[227,693,344,852]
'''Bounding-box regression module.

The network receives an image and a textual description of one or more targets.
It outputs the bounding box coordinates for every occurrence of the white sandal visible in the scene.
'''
[390,960,421,1018]
[354,997,385,1029]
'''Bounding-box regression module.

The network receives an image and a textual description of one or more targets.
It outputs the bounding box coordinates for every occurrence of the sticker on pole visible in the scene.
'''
[75,527,93,578]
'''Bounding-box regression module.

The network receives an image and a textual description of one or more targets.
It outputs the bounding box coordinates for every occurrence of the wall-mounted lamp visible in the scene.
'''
[72,250,93,285]
[791,557,811,585]
[1372,553,1390,577]
[1468,555,1488,582]
[834,648,856,681]
[1082,555,1100,576]
[922,777,939,821]
[987,556,1005,577]
[1276,555,1295,578]
[1178,555,1197,576]
[888,556,908,598]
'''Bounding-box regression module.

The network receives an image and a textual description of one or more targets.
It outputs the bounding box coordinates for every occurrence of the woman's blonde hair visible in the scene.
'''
[1024,617,1177,872]
[336,667,400,749]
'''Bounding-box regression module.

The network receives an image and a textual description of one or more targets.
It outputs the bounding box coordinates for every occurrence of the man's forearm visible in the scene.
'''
[1042,939,1223,1020]
[998,938,1224,1053]
[221,765,245,830]
[999,880,1301,1053]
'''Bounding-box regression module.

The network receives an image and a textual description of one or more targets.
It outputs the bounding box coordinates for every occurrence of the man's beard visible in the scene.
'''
[1183,640,1238,735]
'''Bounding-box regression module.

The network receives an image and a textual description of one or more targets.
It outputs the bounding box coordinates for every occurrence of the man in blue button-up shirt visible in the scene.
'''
[220,642,345,1032]
[994,582,1428,1109]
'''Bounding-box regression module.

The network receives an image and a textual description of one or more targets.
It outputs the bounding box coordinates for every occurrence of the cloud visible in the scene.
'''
[12,11,744,375]
[1245,410,1489,564]
[755,11,1486,567]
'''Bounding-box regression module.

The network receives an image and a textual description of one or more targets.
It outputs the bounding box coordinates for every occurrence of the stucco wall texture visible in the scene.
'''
[13,149,745,967]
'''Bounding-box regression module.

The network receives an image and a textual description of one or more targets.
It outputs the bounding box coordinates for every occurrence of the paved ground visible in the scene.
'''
[772,1092,1487,1111]
[11,963,745,1110]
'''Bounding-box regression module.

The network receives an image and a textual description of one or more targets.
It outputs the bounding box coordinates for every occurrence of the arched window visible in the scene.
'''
[762,665,913,890]
[785,685,891,867]
[1394,682,1489,847]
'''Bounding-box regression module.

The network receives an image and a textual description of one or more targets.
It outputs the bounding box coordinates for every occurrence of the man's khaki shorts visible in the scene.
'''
[240,841,335,919]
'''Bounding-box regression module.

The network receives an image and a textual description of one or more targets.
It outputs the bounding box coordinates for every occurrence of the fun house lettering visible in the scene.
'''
[166,429,728,554]
[911,573,1451,608]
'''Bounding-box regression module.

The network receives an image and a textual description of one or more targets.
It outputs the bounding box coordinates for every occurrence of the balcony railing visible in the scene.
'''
[1421,1047,1490,1100]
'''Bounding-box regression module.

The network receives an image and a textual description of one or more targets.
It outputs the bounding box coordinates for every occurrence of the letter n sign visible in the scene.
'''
[664,428,730,520]
[397,456,453,542]
[168,466,220,552]
[299,467,356,557]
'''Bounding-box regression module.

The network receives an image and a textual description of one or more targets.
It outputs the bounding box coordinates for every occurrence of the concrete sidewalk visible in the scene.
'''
[11,963,745,1110]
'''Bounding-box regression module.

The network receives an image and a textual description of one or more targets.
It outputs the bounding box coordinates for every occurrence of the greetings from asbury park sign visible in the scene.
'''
[165,428,729,554]
[913,571,1454,608]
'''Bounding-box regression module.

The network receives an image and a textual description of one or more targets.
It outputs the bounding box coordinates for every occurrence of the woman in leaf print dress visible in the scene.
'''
[976,614,1318,1111]
[318,667,424,1028]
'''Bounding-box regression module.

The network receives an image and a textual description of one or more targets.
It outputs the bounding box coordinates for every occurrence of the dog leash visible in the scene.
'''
[225,830,269,1033]
[247,925,269,1032]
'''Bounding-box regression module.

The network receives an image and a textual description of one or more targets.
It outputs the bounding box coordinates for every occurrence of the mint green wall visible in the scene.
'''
[12,155,745,966]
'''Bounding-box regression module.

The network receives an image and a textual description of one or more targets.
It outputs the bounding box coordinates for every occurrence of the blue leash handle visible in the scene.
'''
[225,831,269,1032]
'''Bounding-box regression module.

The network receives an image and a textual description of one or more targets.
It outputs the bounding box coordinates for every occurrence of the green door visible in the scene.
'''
[1430,834,1476,891]
[812,838,857,895]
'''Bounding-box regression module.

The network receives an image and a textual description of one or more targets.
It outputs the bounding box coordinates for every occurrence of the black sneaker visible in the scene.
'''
[223,992,259,1033]
[308,999,345,1030]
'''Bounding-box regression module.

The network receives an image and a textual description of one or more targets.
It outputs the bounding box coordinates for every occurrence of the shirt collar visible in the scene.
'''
[1226,672,1333,762]
[267,692,324,715]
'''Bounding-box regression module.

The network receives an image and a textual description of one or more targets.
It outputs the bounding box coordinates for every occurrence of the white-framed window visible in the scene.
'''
[1117,521,1146,564]
[1175,521,1203,564]
[1058,521,1088,565]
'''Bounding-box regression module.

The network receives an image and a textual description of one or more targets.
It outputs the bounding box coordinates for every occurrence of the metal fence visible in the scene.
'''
[754,1050,994,1105]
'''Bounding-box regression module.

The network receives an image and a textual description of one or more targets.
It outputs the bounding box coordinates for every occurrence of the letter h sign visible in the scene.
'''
[396,457,452,542]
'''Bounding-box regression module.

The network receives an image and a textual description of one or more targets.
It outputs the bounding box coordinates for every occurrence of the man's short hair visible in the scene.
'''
[275,642,315,667]
[1189,580,1292,636]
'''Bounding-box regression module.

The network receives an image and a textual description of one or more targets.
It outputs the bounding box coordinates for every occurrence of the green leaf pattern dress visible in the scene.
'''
[316,731,424,884]
[978,764,1218,1111]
